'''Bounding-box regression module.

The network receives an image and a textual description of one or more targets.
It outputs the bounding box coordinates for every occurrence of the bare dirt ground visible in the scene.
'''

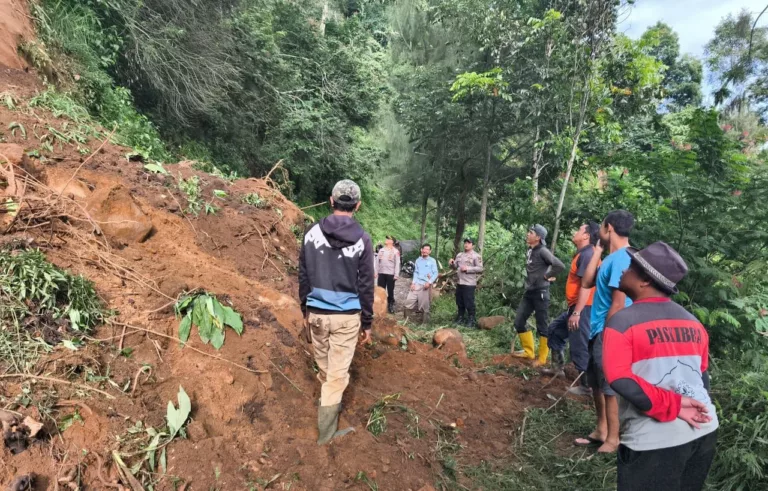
[0,62,575,491]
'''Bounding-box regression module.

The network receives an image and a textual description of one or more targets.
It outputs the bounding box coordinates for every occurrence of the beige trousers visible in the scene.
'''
[405,284,432,312]
[308,312,361,406]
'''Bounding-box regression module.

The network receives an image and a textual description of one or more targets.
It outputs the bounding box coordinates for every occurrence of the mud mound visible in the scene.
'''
[0,69,569,490]
[0,0,32,69]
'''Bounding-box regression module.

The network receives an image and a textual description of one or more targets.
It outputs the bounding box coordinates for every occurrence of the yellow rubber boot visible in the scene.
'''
[534,336,549,367]
[512,331,535,359]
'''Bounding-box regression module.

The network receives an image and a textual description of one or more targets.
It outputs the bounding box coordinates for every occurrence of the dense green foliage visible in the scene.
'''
[31,0,389,201]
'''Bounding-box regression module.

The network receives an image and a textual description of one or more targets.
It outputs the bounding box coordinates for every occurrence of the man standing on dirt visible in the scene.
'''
[604,242,718,490]
[299,179,375,445]
[512,225,565,365]
[375,236,400,314]
[404,244,438,324]
[449,238,484,328]
[541,222,599,396]
[575,210,634,454]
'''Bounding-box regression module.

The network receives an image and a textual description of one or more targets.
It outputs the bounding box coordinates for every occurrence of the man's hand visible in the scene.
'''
[374,273,378,279]
[394,276,399,281]
[460,266,468,272]
[425,282,432,289]
[449,258,455,266]
[359,329,372,346]
[677,396,712,429]
[547,277,557,282]
[568,314,580,331]
[595,240,605,255]
[410,283,416,291]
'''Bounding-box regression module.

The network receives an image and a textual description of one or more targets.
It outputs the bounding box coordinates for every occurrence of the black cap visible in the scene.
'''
[627,242,688,294]
[463,237,474,244]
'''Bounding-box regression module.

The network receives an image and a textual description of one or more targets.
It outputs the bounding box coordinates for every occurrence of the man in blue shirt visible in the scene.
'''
[405,243,439,324]
[575,210,634,454]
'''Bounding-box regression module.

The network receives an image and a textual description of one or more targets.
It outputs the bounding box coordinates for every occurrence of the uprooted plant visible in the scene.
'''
[112,386,192,488]
[174,291,244,349]
[0,248,106,335]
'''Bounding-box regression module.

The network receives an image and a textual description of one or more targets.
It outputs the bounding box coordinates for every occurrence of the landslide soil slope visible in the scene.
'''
[0,67,569,490]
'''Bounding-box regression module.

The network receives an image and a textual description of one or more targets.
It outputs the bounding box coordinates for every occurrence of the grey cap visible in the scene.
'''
[627,242,688,294]
[530,224,548,245]
[332,179,361,204]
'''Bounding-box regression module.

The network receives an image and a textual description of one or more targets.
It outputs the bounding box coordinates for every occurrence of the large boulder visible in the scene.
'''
[478,315,506,330]
[86,185,153,244]
[372,319,403,347]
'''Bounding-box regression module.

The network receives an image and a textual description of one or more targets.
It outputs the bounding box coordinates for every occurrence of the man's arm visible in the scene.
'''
[540,248,565,278]
[466,254,484,273]
[603,327,682,422]
[358,235,375,330]
[569,287,592,330]
[581,243,603,289]
[428,258,439,284]
[298,231,310,315]
[606,289,627,323]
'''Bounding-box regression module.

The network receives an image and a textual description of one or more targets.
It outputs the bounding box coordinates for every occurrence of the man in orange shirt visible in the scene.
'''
[541,222,599,396]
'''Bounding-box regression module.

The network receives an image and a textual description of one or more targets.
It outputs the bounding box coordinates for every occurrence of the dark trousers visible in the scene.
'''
[455,285,476,318]
[513,289,550,334]
[617,430,717,491]
[377,274,396,304]
[546,305,591,372]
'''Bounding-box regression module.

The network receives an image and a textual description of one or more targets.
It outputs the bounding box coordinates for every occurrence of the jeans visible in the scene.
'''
[456,285,476,318]
[377,274,396,304]
[617,430,718,491]
[513,289,550,334]
[546,305,591,372]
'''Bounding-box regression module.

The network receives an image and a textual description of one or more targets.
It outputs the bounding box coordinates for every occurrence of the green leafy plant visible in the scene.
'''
[242,192,267,208]
[0,249,105,332]
[143,162,168,174]
[174,292,244,349]
[178,175,202,215]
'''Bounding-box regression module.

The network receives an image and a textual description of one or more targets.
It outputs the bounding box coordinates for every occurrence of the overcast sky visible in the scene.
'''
[620,0,767,56]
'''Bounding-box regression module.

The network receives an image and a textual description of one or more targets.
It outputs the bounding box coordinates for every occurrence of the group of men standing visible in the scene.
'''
[512,211,718,490]
[299,180,719,490]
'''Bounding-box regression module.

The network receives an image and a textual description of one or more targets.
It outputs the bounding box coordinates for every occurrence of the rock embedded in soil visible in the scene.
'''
[433,328,462,346]
[477,315,506,330]
[373,286,388,317]
[86,184,153,244]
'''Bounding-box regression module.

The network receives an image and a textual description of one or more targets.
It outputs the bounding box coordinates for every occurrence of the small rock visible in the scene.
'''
[167,202,180,213]
[258,457,267,465]
[467,372,479,382]
[382,465,390,473]
[381,457,390,465]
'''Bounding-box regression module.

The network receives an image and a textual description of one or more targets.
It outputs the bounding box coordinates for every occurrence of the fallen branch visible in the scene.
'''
[269,359,304,394]
[109,321,267,374]
[543,371,584,414]
[0,374,115,399]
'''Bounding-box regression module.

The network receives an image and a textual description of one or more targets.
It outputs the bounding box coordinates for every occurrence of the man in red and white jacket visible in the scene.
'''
[603,242,718,491]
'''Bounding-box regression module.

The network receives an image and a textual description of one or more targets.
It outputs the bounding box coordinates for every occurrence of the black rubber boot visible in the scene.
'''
[466,315,477,329]
[541,349,566,377]
[388,301,395,314]
[454,314,466,326]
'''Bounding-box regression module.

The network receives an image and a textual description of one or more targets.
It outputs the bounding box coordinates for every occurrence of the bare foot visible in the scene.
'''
[597,440,619,453]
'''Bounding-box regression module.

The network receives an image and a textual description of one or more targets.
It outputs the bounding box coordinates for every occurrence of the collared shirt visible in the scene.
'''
[413,256,438,286]
[565,245,597,307]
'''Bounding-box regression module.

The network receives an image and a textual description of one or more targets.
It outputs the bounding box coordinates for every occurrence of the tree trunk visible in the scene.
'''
[319,1,329,36]
[532,125,542,203]
[434,193,442,260]
[453,169,469,256]
[551,97,587,253]
[420,187,429,244]
[477,139,491,253]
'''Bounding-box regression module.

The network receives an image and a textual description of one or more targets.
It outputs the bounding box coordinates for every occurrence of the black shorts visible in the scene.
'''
[587,331,614,396]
